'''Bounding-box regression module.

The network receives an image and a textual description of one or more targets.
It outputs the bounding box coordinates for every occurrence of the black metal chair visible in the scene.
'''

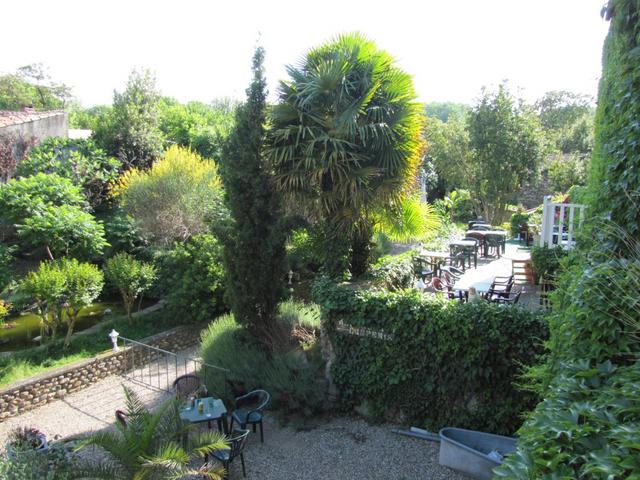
[229,390,270,443]
[210,428,250,478]
[448,245,468,271]
[412,255,434,281]
[492,285,522,305]
[484,275,514,302]
[485,234,502,258]
[471,224,491,231]
[173,374,206,400]
[461,237,480,268]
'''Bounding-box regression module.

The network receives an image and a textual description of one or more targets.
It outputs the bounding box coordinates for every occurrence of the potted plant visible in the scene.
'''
[6,426,49,458]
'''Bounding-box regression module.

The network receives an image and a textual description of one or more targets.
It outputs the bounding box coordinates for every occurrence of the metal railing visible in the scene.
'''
[117,335,231,399]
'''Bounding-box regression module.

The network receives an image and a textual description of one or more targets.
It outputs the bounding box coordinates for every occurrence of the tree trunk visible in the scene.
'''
[350,221,373,278]
[64,312,77,348]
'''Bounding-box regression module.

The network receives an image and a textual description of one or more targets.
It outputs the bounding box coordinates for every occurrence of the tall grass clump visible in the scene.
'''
[200,304,326,417]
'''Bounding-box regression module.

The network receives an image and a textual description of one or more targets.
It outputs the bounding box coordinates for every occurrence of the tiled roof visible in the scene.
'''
[0,109,65,128]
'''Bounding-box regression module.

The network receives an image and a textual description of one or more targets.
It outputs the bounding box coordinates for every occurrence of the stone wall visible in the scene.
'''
[0,324,204,422]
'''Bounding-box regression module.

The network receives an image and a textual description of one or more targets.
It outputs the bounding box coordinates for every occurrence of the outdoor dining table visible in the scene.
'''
[465,230,508,256]
[179,396,229,434]
[416,250,450,277]
[452,278,495,301]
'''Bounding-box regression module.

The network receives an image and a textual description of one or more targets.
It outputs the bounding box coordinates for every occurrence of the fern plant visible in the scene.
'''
[72,387,228,479]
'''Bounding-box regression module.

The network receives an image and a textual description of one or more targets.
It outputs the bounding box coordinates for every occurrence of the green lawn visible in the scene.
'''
[0,310,180,388]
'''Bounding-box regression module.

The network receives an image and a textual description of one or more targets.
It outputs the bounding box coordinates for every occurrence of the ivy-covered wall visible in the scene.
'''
[313,279,547,435]
[589,0,640,244]
[496,2,640,478]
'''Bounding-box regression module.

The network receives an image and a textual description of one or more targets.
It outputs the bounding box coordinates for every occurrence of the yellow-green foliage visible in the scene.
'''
[112,145,225,244]
[0,299,10,324]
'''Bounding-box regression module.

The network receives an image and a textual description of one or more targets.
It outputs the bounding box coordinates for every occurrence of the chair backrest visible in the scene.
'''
[485,234,501,246]
[472,225,491,231]
[466,232,485,243]
[172,374,203,400]
[462,237,479,246]
[228,429,250,460]
[115,409,127,428]
[236,389,271,412]
[510,286,522,304]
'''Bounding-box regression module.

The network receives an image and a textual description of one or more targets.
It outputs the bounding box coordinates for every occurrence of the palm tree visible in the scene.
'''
[374,195,441,243]
[71,387,228,479]
[268,32,423,277]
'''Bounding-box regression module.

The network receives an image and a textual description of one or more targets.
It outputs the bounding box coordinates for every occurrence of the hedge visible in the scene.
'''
[313,279,548,435]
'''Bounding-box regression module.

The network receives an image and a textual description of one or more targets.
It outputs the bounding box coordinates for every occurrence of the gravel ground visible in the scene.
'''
[237,415,465,480]
[0,344,464,479]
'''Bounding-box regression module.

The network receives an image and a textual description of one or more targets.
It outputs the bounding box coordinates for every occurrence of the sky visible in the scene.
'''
[2,0,610,107]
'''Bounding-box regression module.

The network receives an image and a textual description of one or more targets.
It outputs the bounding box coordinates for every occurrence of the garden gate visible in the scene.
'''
[539,195,586,249]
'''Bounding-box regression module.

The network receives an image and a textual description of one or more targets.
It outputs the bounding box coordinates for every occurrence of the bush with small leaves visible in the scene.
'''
[104,252,156,323]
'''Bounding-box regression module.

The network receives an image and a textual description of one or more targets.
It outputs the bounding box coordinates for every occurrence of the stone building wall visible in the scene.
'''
[0,324,204,421]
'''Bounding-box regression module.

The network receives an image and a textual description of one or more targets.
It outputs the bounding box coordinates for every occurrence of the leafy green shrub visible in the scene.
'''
[153,234,226,323]
[550,255,640,366]
[0,243,15,290]
[530,245,568,282]
[0,173,86,226]
[102,208,150,258]
[200,311,326,416]
[0,443,73,480]
[495,361,640,479]
[370,253,415,291]
[104,252,156,323]
[444,189,475,222]
[313,279,547,434]
[16,137,121,208]
[17,205,108,260]
[509,212,530,237]
[20,259,104,347]
[113,145,225,245]
[0,299,9,326]
[277,299,320,330]
[285,228,322,278]
[547,153,587,193]
[371,231,393,262]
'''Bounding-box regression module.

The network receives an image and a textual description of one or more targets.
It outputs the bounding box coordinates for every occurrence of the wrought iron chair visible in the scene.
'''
[209,428,250,478]
[229,390,270,443]
[172,374,206,400]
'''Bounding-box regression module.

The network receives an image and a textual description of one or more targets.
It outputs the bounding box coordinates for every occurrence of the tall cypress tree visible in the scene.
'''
[220,47,287,347]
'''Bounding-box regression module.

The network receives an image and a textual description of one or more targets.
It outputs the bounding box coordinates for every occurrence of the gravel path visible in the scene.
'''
[0,345,464,479]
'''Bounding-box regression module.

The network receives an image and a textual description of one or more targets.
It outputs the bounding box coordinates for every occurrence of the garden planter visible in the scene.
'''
[6,433,49,459]
[438,427,516,480]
